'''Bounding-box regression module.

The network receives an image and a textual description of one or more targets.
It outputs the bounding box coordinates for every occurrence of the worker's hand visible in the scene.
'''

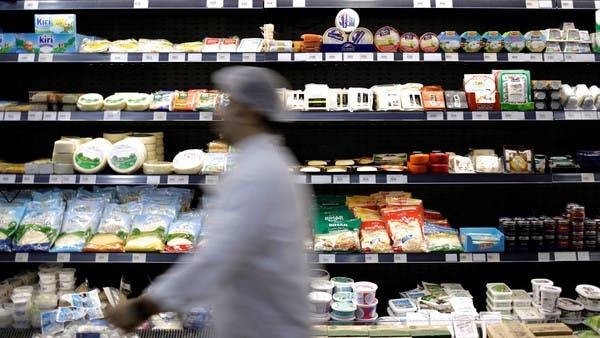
[106,295,160,332]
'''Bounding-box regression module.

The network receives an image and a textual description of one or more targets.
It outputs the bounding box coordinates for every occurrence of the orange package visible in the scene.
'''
[360,220,392,253]
[173,90,202,111]
[421,85,446,110]
[383,207,426,253]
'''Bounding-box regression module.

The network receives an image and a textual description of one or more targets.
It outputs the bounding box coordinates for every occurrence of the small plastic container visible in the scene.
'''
[576,284,600,309]
[38,271,56,284]
[541,308,561,323]
[512,290,533,308]
[540,285,562,312]
[558,298,584,325]
[310,280,334,295]
[330,313,355,323]
[486,299,511,314]
[0,306,12,328]
[58,268,76,281]
[331,301,357,319]
[308,291,332,315]
[355,298,378,320]
[487,292,513,308]
[310,312,330,323]
[486,305,511,316]
[486,283,513,300]
[309,269,329,281]
[514,307,545,323]
[12,286,34,296]
[332,292,353,303]
[357,313,379,323]
[58,280,75,290]
[331,277,354,293]
[38,263,62,273]
[352,281,378,305]
[34,293,57,310]
[388,298,418,315]
[39,281,57,294]
[531,278,553,305]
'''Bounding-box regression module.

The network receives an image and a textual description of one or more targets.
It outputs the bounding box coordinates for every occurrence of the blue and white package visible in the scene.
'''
[13,205,64,251]
[51,199,104,252]
[0,204,26,251]
[165,212,203,252]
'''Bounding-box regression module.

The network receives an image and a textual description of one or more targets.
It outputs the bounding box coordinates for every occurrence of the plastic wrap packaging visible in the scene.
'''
[13,202,65,251]
[423,222,463,253]
[360,220,392,253]
[383,206,426,253]
[125,214,173,252]
[313,213,360,252]
[0,204,26,251]
[51,199,104,252]
[84,202,141,252]
[76,188,114,204]
[140,195,180,218]
[165,212,203,252]
[149,90,176,111]
[116,186,153,204]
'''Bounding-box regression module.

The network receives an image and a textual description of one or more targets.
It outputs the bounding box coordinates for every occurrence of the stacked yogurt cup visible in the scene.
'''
[309,278,334,323]
[11,285,34,328]
[330,277,357,322]
[352,281,379,322]
[531,278,562,322]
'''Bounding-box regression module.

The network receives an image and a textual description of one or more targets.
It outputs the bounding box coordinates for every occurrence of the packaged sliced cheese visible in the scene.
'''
[51,199,104,253]
[0,204,26,252]
[77,93,104,111]
[173,41,204,52]
[143,161,173,175]
[103,94,127,111]
[165,212,203,252]
[84,202,142,253]
[109,39,138,53]
[172,91,197,111]
[108,139,147,174]
[138,39,174,53]
[124,214,174,252]
[149,91,176,111]
[173,149,204,175]
[73,138,112,174]
[125,93,153,111]
[79,39,111,53]
[13,202,65,251]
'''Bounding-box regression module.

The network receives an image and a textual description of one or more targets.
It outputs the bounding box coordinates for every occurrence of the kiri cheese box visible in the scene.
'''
[15,33,78,53]
[0,34,16,53]
[34,14,76,34]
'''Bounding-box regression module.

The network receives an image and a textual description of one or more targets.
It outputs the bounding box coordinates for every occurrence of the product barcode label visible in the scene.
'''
[110,53,128,62]
[238,0,253,7]
[459,253,473,262]
[435,0,453,7]
[49,175,61,184]
[501,111,525,120]
[447,111,464,120]
[23,0,38,9]
[305,53,322,61]
[386,175,408,184]
[43,111,57,121]
[277,53,292,61]
[187,53,203,62]
[525,0,539,8]
[292,0,305,7]
[103,111,121,121]
[79,175,97,185]
[581,173,595,182]
[199,111,213,121]
[4,112,21,121]
[15,253,29,262]
[427,111,444,120]
[167,175,189,185]
[403,53,419,61]
[17,54,35,62]
[153,111,167,121]
[207,0,224,7]
[413,0,431,7]
[394,254,407,263]
[554,251,577,261]
[535,111,553,120]
[57,253,70,263]
[95,253,109,263]
[311,175,332,184]
[333,175,350,184]
[325,53,343,61]
[423,53,442,61]
[578,251,591,261]
[38,53,53,63]
[359,175,376,184]
[21,175,34,184]
[565,53,595,62]
[216,53,231,62]
[364,254,378,263]
[205,175,219,185]
[57,111,71,121]
[358,53,374,61]
[487,253,500,262]
[539,0,553,7]
[473,253,486,262]
[0,112,4,121]
[560,0,574,8]
[483,53,497,62]
[377,53,394,61]
[242,53,256,62]
[168,53,186,62]
[343,53,358,61]
[264,0,277,7]
[472,111,489,120]
[445,254,458,262]
[538,252,550,262]
[133,0,149,8]
[318,254,335,264]
[444,53,459,62]
[544,53,564,62]
[529,54,543,62]
[146,176,161,185]
[27,111,43,121]
[132,253,146,263]
[0,175,16,184]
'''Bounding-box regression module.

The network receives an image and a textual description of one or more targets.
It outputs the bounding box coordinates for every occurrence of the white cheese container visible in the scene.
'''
[557,297,584,325]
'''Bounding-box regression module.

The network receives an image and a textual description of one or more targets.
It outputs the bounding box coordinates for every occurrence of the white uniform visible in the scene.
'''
[148,133,312,338]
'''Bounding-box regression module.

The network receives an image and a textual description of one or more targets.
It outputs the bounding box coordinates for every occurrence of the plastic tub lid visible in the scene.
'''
[330,313,356,322]
[512,290,532,300]
[388,298,418,313]
[311,280,334,292]
[558,298,584,311]
[331,277,354,285]
[352,281,378,293]
[331,301,357,312]
[576,284,600,299]
[308,291,332,304]
[332,292,353,303]
[531,278,553,285]
[309,269,330,280]
[486,283,512,294]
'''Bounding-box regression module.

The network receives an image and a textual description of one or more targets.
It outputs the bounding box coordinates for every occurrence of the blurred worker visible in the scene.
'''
[108,66,312,338]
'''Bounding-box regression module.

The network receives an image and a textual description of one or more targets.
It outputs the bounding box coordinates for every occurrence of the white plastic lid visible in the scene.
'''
[311,280,334,292]
[332,292,353,303]
[352,281,378,292]
[331,301,357,312]
[576,284,600,299]
[357,313,379,322]
[308,291,332,304]
[335,8,360,33]
[541,285,562,294]
[331,277,354,285]
[531,278,553,285]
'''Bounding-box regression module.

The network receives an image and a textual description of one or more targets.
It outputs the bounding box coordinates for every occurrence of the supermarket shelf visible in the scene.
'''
[0,328,216,338]
[1,52,598,64]
[1,251,598,264]
[3,173,600,186]
[268,0,556,9]
[557,0,600,8]
[3,111,600,122]
[0,0,262,10]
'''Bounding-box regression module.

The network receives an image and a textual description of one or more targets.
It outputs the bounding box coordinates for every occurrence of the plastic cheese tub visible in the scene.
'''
[352,281,378,305]
[486,305,511,316]
[487,292,512,307]
[308,291,332,315]
[486,283,513,300]
[331,277,354,293]
[309,269,329,281]
[311,280,334,295]
[512,289,532,308]
[576,284,600,309]
[355,298,378,320]
[558,298,584,325]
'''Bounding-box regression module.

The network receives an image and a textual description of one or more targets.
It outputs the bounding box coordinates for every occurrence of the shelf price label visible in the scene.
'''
[582,111,598,120]
[445,254,458,262]
[207,0,224,7]
[554,251,577,261]
[560,0,574,8]
[146,176,161,185]
[459,253,473,262]
[295,175,307,184]
[242,53,256,62]
[110,53,128,63]
[577,251,591,261]
[167,175,189,185]
[95,253,109,263]
[333,175,350,184]
[447,111,464,120]
[43,111,57,121]
[318,254,335,264]
[565,53,595,62]
[377,53,394,61]
[444,53,459,62]
[596,0,600,9]
[403,53,419,62]
[21,175,35,184]
[483,53,497,62]
[153,111,167,121]
[413,0,431,7]
[394,254,407,263]
[538,252,550,262]
[426,111,444,120]
[79,175,97,185]
[199,111,213,121]
[472,111,489,120]
[292,0,305,7]
[526,0,539,8]
[57,111,71,121]
[23,0,39,9]
[168,53,186,62]
[38,53,53,63]
[0,175,16,184]
[364,254,379,263]
[62,175,76,184]
[4,112,21,121]
[57,253,70,263]
[423,53,442,61]
[205,175,219,185]
[15,253,29,262]
[132,253,147,263]
[103,111,121,121]
[529,54,543,62]
[359,175,376,184]
[264,0,277,7]
[27,111,43,121]
[358,53,374,61]
[187,53,203,62]
[544,53,564,62]
[581,173,595,182]
[386,175,407,184]
[49,175,61,185]
[435,0,453,7]
[17,54,35,63]
[501,111,525,121]
[133,0,149,8]
[535,111,553,120]
[539,0,553,7]
[278,53,292,62]
[473,253,487,262]
[238,0,253,8]
[487,253,500,262]
[565,111,582,120]
[310,175,332,184]
[305,53,323,61]
[325,53,343,61]
[216,53,231,62]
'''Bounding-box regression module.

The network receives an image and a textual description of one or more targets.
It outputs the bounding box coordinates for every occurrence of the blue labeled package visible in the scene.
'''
[165,212,203,252]
[34,14,76,34]
[482,31,504,53]
[13,205,64,252]
[0,204,26,251]
[41,310,64,336]
[15,33,78,53]
[0,34,16,53]
[56,306,87,323]
[460,31,482,53]
[423,222,463,253]
[459,227,505,252]
[51,199,104,252]
[438,31,461,53]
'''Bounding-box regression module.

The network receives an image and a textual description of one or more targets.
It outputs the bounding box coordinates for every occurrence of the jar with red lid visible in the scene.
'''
[557,219,570,234]
[544,219,556,236]
[569,206,585,221]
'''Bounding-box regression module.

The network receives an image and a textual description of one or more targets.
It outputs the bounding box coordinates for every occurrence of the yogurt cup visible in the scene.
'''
[558,297,584,325]
[330,313,355,323]
[308,291,332,315]
[38,271,57,284]
[309,269,329,281]
[58,280,76,290]
[331,301,356,319]
[576,284,600,309]
[331,277,354,293]
[357,313,379,323]
[355,298,378,320]
[540,285,562,312]
[352,281,378,305]
[39,281,56,294]
[531,278,553,305]
[58,268,76,281]
[332,292,353,303]
[310,280,334,294]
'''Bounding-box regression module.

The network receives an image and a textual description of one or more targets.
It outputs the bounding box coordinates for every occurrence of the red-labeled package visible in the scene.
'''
[384,207,426,253]
[360,220,392,253]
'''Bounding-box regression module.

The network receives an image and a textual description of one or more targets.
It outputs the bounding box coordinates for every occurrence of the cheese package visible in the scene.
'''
[424,222,462,253]
[13,202,65,251]
[504,147,533,173]
[143,161,173,175]
[422,86,446,110]
[495,70,533,111]
[461,31,482,53]
[195,90,220,111]
[109,39,138,53]
[51,199,104,252]
[173,149,204,175]
[0,205,26,251]
[138,39,174,53]
[439,31,461,52]
[84,202,141,252]
[34,14,76,34]
[503,31,526,53]
[420,32,440,53]
[360,220,392,253]
[103,94,127,111]
[350,27,374,45]
[383,206,426,253]
[482,31,504,53]
[77,93,103,111]
[322,27,347,44]
[400,32,420,52]
[371,85,402,111]
[108,139,147,174]
[173,41,203,52]
[201,153,227,174]
[125,214,174,252]
[464,74,498,111]
[79,38,110,53]
[165,212,203,252]
[525,30,546,52]
[172,90,199,111]
[73,138,112,174]
[236,38,264,52]
[125,93,153,111]
[149,91,175,111]
[314,208,360,252]
[374,26,400,52]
